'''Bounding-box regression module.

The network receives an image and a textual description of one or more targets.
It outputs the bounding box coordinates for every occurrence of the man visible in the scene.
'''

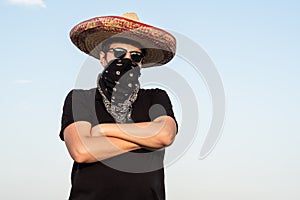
[59,12,178,200]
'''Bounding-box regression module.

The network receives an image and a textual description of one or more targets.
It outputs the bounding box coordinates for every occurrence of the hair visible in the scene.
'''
[100,37,147,57]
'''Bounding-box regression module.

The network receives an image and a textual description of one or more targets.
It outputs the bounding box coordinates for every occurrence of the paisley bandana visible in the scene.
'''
[97,58,141,123]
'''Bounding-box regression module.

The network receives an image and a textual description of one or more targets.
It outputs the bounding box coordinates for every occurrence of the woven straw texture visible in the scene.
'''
[70,16,176,67]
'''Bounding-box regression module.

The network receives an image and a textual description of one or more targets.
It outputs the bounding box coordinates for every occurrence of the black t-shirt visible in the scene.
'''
[59,88,178,200]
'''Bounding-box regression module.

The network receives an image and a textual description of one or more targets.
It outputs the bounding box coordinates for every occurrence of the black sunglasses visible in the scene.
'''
[108,47,144,63]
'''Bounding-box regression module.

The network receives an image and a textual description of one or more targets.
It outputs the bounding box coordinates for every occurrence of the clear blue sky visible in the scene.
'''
[1,0,300,199]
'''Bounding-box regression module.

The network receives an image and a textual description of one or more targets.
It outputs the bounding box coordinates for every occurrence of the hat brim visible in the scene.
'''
[70,16,176,67]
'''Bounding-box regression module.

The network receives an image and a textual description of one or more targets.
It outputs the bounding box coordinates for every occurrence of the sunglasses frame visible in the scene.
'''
[108,47,144,63]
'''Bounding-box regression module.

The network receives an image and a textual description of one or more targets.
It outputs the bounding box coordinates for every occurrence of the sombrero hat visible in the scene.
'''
[70,12,176,67]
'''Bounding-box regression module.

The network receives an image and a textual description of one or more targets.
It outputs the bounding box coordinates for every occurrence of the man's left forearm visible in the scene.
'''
[91,116,177,149]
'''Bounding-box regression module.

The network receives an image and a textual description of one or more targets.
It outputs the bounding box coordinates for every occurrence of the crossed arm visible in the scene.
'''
[63,116,177,163]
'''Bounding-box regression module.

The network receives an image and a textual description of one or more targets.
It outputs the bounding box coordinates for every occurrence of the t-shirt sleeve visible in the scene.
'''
[59,89,92,141]
[149,88,179,134]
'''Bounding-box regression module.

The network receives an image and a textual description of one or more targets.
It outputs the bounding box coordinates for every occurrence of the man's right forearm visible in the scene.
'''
[76,135,141,163]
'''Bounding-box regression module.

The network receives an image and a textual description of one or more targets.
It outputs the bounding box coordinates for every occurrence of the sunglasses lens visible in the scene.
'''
[113,48,127,59]
[110,48,144,63]
[130,52,144,63]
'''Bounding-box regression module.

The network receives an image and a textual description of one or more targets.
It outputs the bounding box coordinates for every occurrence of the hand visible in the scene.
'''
[90,124,105,137]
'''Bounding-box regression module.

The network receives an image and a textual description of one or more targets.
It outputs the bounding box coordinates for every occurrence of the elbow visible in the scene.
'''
[161,123,177,147]
[159,131,176,147]
[155,116,177,147]
[163,136,175,147]
[70,148,91,163]
[72,153,87,163]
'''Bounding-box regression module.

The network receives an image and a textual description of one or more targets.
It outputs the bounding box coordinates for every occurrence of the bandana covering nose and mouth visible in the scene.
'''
[97,58,141,123]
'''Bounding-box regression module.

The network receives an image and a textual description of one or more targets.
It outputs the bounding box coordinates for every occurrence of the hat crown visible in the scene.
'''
[70,12,176,67]
[121,12,140,22]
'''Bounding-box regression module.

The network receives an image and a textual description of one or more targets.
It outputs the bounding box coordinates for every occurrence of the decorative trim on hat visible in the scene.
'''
[70,14,176,67]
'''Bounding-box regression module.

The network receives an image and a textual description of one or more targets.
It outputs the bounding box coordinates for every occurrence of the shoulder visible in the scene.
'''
[139,88,168,96]
[66,88,97,95]
[64,88,97,100]
[62,88,98,108]
[138,88,172,104]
